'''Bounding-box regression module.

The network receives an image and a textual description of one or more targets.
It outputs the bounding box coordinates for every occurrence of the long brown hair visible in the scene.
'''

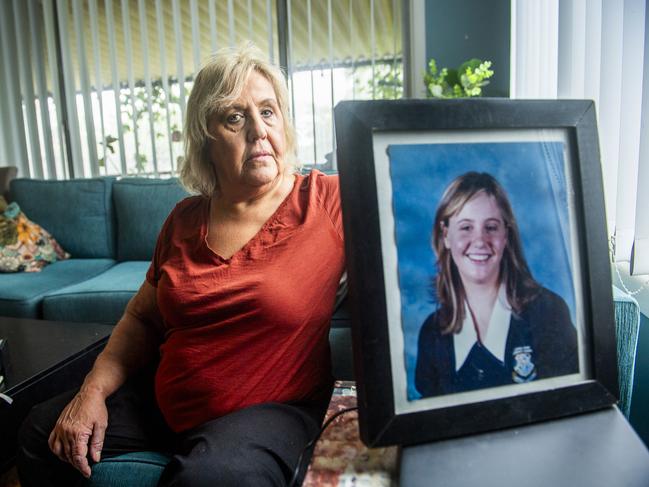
[432,172,540,334]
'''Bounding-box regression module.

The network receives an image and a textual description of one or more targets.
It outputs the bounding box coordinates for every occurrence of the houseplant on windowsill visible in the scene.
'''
[424,58,494,98]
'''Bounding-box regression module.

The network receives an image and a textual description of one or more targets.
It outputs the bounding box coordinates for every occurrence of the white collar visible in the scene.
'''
[453,285,512,370]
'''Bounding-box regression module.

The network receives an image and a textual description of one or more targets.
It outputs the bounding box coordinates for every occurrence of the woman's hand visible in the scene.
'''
[48,388,108,478]
[45,282,163,478]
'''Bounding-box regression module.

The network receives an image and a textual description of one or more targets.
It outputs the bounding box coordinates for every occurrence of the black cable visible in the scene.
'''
[287,406,359,487]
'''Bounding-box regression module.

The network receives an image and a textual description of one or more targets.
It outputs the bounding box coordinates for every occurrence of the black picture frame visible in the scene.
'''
[334,99,618,447]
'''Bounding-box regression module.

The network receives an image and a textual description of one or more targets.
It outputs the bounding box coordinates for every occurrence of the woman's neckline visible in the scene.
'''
[202,172,300,262]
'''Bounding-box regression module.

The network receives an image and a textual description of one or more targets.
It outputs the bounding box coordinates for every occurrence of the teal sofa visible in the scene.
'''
[2,176,188,323]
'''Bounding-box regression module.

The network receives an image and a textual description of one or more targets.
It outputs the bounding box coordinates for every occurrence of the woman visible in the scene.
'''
[17,45,345,486]
[415,172,578,398]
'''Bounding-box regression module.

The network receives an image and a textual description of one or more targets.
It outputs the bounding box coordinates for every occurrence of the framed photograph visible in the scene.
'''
[334,99,618,447]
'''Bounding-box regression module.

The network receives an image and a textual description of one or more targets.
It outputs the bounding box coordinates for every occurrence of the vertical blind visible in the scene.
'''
[0,0,402,181]
[511,0,649,278]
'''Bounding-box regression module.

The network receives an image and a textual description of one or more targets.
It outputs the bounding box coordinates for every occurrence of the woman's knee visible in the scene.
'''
[160,444,289,487]
[158,402,322,487]
[17,395,67,458]
[16,394,80,487]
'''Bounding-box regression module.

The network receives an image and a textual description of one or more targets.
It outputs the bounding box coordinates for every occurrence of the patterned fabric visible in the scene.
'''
[0,197,69,272]
[304,381,398,486]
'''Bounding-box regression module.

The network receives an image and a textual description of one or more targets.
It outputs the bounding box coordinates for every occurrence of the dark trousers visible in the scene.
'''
[16,370,327,487]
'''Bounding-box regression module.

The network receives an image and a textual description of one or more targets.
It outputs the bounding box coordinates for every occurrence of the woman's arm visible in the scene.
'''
[47,281,164,478]
[80,281,164,396]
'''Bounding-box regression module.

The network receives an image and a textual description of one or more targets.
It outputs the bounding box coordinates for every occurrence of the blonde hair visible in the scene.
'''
[432,172,540,334]
[179,43,298,196]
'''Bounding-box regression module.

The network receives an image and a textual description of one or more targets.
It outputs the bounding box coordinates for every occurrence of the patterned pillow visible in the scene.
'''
[0,197,70,272]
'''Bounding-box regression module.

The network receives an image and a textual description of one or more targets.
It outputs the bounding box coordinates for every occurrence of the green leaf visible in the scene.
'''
[458,58,482,75]
[428,58,438,75]
[135,154,148,172]
[445,68,460,88]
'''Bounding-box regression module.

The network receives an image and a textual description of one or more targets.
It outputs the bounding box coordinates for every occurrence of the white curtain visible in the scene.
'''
[511,0,649,277]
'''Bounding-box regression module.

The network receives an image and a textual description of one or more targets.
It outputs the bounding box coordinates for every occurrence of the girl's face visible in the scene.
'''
[443,191,508,288]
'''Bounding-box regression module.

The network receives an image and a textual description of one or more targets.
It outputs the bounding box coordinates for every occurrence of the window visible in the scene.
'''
[0,0,403,180]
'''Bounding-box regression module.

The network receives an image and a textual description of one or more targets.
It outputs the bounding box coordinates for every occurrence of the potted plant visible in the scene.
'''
[424,58,494,98]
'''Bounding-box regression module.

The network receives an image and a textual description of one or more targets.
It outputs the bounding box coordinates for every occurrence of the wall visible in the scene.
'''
[425,0,510,97]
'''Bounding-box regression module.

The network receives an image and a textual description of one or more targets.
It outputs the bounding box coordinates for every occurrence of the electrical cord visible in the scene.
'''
[287,405,359,487]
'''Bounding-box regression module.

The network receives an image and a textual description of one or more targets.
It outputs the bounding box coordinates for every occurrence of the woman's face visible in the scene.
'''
[207,71,287,191]
[443,191,508,288]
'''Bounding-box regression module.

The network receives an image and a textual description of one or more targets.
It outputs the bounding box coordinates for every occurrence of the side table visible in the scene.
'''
[0,317,113,472]
[400,406,649,487]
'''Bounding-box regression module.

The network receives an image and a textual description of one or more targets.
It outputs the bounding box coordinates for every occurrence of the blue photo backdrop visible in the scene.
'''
[387,142,577,401]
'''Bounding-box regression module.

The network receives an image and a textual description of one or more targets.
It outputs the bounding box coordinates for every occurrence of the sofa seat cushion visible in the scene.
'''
[0,258,116,318]
[42,261,150,324]
[10,177,116,258]
[113,178,189,261]
[82,451,171,487]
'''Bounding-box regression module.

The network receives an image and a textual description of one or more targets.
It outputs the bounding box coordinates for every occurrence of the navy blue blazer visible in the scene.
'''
[414,288,579,398]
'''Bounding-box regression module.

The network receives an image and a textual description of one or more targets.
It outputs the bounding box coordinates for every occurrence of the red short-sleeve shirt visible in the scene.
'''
[146,170,345,432]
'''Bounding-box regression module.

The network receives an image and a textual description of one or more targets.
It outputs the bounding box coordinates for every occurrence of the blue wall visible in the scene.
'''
[425,0,510,97]
[631,313,649,446]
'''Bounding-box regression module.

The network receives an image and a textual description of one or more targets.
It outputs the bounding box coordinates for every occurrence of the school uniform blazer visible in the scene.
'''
[414,287,579,398]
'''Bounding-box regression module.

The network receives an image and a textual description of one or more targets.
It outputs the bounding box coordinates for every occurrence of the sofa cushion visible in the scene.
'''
[113,178,189,261]
[330,300,353,380]
[10,177,116,258]
[0,258,116,318]
[42,261,150,324]
[82,452,171,487]
[0,197,70,272]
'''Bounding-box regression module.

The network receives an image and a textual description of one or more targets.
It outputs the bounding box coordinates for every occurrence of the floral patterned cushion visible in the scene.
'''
[0,197,70,272]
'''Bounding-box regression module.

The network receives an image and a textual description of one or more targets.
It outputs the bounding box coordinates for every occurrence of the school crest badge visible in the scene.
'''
[512,345,537,383]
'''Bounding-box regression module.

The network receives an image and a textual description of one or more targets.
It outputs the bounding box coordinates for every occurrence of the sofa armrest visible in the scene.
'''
[0,166,18,201]
[613,285,641,418]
